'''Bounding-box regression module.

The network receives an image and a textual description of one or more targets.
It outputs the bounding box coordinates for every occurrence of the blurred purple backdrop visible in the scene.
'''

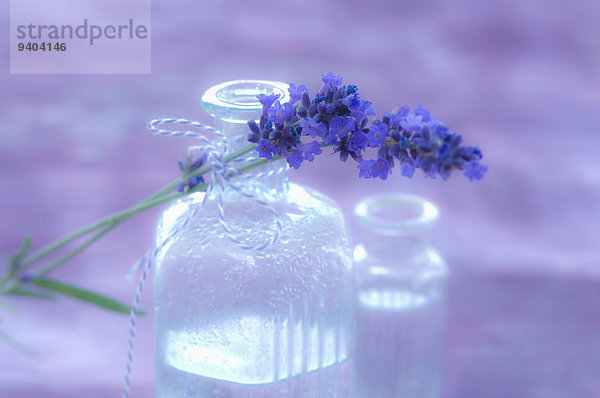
[1,0,600,397]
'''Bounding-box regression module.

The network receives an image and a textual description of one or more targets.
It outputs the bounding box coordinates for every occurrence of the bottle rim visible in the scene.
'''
[201,80,290,122]
[354,193,439,235]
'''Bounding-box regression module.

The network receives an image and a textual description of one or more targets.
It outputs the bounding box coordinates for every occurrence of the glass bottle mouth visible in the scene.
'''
[201,80,290,123]
[354,193,439,236]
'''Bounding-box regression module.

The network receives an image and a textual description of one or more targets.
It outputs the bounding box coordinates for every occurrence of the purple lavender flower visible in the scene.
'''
[258,93,280,115]
[435,142,451,161]
[322,130,339,146]
[299,117,327,138]
[256,138,277,160]
[297,141,322,162]
[176,175,205,193]
[268,101,293,124]
[296,107,308,118]
[367,123,388,148]
[358,159,376,179]
[348,131,368,154]
[288,83,309,105]
[463,161,488,181]
[268,101,292,123]
[371,157,391,180]
[274,126,301,153]
[301,91,311,108]
[351,100,377,124]
[342,93,361,108]
[334,136,362,162]
[424,164,438,179]
[414,104,431,122]
[321,72,343,87]
[400,113,423,132]
[330,116,355,138]
[425,118,444,132]
[388,105,410,127]
[416,155,435,176]
[247,120,261,143]
[179,153,204,173]
[285,150,304,169]
[247,74,487,183]
[177,153,207,192]
[357,157,391,180]
[400,160,416,178]
[264,121,273,132]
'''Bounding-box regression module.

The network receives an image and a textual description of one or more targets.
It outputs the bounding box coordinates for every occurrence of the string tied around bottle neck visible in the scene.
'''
[121,117,285,398]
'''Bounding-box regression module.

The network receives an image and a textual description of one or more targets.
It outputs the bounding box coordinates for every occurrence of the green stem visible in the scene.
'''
[33,221,119,277]
[18,192,187,272]
[9,150,277,285]
[18,144,258,270]
[0,140,294,304]
[0,141,284,310]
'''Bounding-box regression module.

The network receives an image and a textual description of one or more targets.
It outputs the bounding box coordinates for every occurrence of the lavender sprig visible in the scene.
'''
[2,73,488,322]
[248,72,488,181]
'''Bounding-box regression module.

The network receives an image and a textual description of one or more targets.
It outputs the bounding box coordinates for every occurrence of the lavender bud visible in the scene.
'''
[297,107,308,118]
[248,120,260,135]
[260,114,267,129]
[301,91,311,108]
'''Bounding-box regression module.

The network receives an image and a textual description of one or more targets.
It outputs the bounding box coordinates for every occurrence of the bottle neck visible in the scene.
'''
[201,80,292,198]
[214,115,289,198]
[354,193,439,265]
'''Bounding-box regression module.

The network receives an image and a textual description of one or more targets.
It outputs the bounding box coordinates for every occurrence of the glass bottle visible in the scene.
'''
[154,80,355,397]
[353,193,447,398]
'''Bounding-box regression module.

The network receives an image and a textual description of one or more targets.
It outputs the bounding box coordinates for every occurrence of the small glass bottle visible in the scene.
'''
[353,193,447,398]
[154,80,355,397]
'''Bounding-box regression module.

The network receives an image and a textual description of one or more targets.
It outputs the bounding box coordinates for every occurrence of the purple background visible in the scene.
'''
[2,0,600,397]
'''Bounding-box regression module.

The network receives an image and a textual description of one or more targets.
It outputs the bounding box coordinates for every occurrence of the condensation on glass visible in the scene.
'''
[353,193,447,398]
[154,80,355,397]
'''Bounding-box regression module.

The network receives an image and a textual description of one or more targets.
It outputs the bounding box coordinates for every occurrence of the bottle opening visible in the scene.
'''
[201,80,290,122]
[354,193,439,236]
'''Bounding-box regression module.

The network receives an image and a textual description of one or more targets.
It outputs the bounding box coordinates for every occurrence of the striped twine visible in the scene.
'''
[121,118,284,398]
